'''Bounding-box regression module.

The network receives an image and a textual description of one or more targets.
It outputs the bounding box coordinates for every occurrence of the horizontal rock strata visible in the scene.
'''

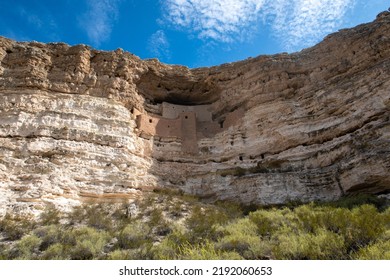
[0,11,389,214]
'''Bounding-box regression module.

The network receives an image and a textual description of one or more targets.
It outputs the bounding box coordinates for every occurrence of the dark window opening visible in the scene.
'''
[149,119,152,123]
[130,108,134,114]
[261,154,265,159]
[230,141,234,146]
[219,120,224,128]
[185,116,188,119]
[239,156,243,161]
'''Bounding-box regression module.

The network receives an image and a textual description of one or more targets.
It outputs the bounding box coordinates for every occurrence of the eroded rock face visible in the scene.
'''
[0,12,389,215]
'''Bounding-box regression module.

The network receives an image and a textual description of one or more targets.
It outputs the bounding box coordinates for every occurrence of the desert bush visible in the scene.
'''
[66,205,87,225]
[217,218,271,259]
[381,207,390,224]
[168,199,186,218]
[249,207,298,236]
[85,204,113,231]
[294,203,327,233]
[272,228,346,260]
[155,237,243,260]
[116,221,151,250]
[0,244,9,260]
[111,202,134,228]
[34,225,74,251]
[316,205,385,251]
[282,203,386,252]
[39,205,61,225]
[13,235,42,259]
[137,195,157,213]
[147,207,171,236]
[185,205,228,243]
[0,193,387,260]
[66,203,115,230]
[353,239,390,260]
[41,243,68,260]
[0,214,37,241]
[214,200,244,220]
[152,225,190,260]
[347,205,386,248]
[107,249,131,260]
[178,241,243,260]
[69,227,110,260]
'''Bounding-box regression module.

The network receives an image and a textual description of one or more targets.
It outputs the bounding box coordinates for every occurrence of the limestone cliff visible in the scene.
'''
[0,11,389,215]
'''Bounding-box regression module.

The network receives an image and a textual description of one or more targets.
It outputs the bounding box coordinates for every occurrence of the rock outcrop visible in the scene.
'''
[0,11,389,215]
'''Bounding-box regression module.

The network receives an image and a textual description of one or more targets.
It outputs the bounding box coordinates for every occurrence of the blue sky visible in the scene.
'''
[0,0,388,68]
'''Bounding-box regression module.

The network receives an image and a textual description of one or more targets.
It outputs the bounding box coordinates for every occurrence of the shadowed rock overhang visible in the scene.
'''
[0,11,389,215]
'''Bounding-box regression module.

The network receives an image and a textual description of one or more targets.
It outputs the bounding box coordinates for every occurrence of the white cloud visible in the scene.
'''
[148,30,171,60]
[164,0,265,43]
[163,0,355,50]
[265,0,355,50]
[80,0,120,47]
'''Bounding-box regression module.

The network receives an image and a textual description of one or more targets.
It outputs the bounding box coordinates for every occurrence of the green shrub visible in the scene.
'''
[353,239,390,260]
[39,205,61,225]
[0,193,387,260]
[66,205,87,225]
[85,204,113,231]
[152,226,189,260]
[217,218,271,259]
[35,225,67,251]
[249,208,298,236]
[0,244,9,260]
[0,214,37,241]
[185,205,228,243]
[168,199,186,218]
[66,203,115,230]
[117,221,151,250]
[293,203,387,252]
[14,235,42,260]
[294,203,327,233]
[178,241,243,260]
[42,243,68,260]
[147,207,171,236]
[70,227,110,260]
[107,249,131,260]
[381,207,390,225]
[347,205,386,248]
[111,202,133,228]
[214,200,243,220]
[272,228,346,260]
[318,205,385,250]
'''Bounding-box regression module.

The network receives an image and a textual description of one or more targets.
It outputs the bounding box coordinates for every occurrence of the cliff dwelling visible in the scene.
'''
[134,101,244,154]
[0,11,389,214]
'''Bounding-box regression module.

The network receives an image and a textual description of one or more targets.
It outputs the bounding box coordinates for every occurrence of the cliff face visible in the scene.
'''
[0,12,389,215]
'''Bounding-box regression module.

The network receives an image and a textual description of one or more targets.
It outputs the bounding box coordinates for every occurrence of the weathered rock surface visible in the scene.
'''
[0,11,389,215]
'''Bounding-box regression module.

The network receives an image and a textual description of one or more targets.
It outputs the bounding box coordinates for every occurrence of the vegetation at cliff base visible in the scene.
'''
[0,193,389,260]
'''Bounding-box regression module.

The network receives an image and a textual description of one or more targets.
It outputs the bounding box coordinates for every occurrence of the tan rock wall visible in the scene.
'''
[0,12,389,214]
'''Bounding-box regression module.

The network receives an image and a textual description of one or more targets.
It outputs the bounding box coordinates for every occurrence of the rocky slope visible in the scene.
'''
[0,11,389,215]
